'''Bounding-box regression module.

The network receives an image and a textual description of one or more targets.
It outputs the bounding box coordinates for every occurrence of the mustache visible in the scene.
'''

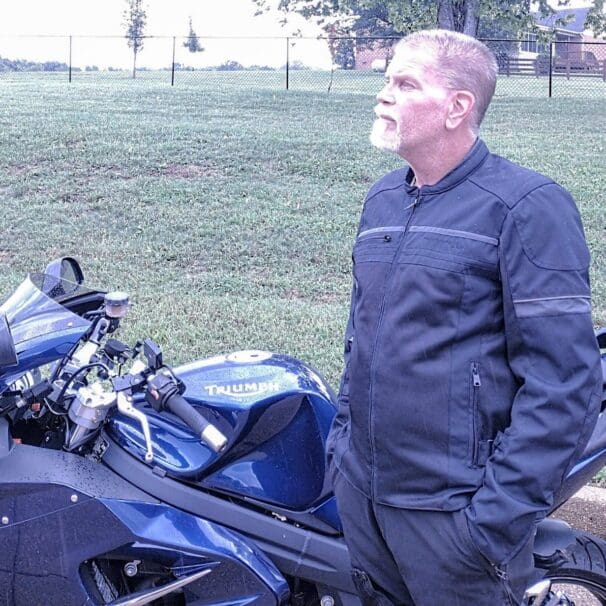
[374,107,394,120]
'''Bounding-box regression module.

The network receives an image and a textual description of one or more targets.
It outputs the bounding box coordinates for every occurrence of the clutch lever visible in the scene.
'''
[116,391,154,463]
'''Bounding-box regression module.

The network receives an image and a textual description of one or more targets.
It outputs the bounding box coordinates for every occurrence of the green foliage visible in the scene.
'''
[365,0,435,34]
[252,0,603,39]
[183,17,204,54]
[328,31,356,69]
[123,0,147,78]
[217,60,244,71]
[0,57,71,72]
[586,0,606,38]
[123,0,146,52]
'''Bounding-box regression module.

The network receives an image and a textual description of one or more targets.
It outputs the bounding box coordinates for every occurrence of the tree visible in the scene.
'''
[253,0,399,70]
[326,22,355,68]
[123,0,147,79]
[184,17,205,53]
[586,0,606,38]
[330,37,356,69]
[252,0,604,41]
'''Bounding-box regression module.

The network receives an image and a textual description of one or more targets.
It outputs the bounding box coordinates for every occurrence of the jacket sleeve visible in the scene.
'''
[466,183,602,567]
[325,280,356,465]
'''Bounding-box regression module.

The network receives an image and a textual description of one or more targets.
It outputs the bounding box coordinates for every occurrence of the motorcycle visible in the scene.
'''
[0,257,605,606]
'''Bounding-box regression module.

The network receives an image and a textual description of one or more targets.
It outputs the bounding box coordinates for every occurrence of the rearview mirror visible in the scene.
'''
[44,257,84,286]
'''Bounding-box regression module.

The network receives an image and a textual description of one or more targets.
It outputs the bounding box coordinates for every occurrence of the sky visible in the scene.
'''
[0,0,331,69]
[0,0,597,70]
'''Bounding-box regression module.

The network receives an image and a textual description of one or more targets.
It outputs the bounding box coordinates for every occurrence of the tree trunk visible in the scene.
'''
[437,0,480,36]
[437,0,455,30]
[132,49,137,79]
[462,0,480,36]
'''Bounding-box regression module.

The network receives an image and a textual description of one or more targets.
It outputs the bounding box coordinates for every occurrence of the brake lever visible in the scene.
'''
[116,392,154,463]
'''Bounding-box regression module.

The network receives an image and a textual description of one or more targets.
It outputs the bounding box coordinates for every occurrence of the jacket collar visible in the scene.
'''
[404,138,489,195]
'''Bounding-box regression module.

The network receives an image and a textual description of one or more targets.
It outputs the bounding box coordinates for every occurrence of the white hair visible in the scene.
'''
[394,29,498,133]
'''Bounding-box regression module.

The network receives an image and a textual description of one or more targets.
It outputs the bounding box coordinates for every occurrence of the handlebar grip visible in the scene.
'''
[165,393,228,453]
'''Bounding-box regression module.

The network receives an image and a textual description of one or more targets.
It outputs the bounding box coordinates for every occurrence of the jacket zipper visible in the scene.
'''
[470,362,481,466]
[368,191,421,498]
[492,565,516,605]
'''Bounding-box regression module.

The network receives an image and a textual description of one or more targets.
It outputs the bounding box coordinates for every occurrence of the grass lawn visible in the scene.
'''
[0,73,604,392]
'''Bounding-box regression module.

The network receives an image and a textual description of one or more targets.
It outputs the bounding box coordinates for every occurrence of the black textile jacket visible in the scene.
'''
[326,138,602,567]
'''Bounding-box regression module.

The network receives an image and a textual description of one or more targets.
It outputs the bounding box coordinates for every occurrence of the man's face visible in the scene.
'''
[370,45,453,157]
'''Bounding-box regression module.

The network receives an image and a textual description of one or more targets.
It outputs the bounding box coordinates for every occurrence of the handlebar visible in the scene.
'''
[146,371,228,454]
[165,391,228,453]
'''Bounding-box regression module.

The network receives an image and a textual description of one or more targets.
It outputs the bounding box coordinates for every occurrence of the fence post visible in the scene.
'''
[68,35,72,83]
[286,37,290,90]
[171,36,176,86]
[548,41,553,98]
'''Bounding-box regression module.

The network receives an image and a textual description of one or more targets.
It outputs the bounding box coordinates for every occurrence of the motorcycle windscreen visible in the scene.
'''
[0,273,91,348]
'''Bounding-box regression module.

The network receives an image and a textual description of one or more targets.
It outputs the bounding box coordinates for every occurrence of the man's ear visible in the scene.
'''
[445,90,475,130]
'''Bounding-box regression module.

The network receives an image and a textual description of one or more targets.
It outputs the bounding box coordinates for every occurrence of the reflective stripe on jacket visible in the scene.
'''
[327,138,602,566]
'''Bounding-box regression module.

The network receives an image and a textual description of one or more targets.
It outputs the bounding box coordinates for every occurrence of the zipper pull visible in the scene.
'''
[472,363,481,387]
[493,565,508,581]
[403,193,421,212]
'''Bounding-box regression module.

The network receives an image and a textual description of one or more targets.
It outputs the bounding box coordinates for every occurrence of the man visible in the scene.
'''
[326,29,602,605]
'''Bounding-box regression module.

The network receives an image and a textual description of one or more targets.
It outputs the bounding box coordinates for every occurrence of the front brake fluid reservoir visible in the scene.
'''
[104,292,130,318]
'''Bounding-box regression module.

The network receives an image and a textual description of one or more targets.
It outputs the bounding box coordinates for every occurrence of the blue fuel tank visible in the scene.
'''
[106,351,338,512]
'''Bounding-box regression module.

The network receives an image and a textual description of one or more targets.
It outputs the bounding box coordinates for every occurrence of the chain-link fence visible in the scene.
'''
[0,35,604,97]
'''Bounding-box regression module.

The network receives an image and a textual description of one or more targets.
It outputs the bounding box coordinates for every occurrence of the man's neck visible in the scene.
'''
[404,134,477,188]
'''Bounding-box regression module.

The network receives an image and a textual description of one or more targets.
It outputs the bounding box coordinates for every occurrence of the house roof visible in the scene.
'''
[537,7,591,33]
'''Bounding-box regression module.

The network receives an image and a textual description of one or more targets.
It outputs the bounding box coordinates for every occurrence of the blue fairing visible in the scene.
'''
[0,483,288,605]
[555,407,606,507]
[0,274,91,390]
[0,330,87,392]
[103,499,290,603]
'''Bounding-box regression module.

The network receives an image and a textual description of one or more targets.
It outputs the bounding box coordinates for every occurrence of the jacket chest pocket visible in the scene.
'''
[353,226,404,264]
[400,226,499,280]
